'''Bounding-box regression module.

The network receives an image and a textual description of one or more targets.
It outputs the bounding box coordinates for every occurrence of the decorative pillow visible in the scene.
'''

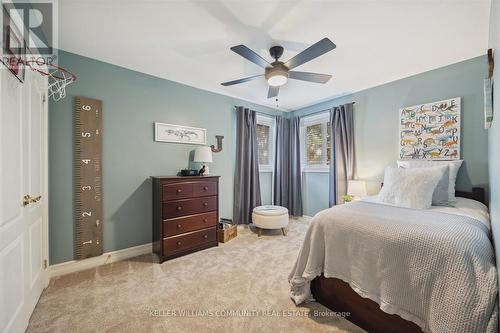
[377,167,446,209]
[399,164,450,206]
[397,160,463,205]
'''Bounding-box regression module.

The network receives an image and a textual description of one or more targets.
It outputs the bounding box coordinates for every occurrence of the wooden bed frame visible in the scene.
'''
[311,187,486,333]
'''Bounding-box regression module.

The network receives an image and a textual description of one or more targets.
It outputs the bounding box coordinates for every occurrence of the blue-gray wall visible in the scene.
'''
[50,50,491,262]
[292,56,489,216]
[49,51,278,264]
[488,0,500,292]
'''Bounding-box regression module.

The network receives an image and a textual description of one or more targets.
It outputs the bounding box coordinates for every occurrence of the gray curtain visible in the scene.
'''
[233,107,262,224]
[274,116,303,216]
[329,103,355,206]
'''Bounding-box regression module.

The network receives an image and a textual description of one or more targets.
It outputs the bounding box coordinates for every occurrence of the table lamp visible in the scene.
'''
[194,146,213,176]
[347,180,368,200]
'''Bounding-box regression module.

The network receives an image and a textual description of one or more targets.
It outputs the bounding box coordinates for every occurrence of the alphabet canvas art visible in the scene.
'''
[399,97,461,160]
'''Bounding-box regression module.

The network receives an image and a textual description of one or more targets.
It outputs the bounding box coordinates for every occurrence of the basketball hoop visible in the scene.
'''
[25,60,76,101]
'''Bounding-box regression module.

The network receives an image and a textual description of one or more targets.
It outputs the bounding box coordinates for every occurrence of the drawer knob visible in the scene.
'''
[203,234,208,239]
[177,224,182,229]
[203,218,208,223]
[203,186,209,191]
[177,206,183,211]
[203,202,208,207]
[177,241,182,246]
[177,189,182,193]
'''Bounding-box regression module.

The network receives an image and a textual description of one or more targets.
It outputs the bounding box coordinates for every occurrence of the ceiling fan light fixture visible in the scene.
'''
[265,63,289,87]
[267,74,288,87]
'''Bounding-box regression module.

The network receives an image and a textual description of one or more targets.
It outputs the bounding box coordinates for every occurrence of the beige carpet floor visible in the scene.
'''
[27,218,365,333]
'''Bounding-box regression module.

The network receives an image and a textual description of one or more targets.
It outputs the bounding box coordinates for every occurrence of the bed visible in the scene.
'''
[289,187,498,333]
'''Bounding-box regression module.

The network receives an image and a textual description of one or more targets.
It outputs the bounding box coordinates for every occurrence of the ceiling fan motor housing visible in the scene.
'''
[269,45,284,60]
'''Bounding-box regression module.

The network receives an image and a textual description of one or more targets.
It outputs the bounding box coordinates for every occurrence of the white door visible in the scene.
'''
[0,68,49,333]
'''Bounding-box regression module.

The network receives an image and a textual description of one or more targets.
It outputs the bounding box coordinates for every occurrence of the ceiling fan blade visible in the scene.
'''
[288,71,332,84]
[268,86,280,98]
[230,45,270,68]
[284,38,336,70]
[221,74,263,86]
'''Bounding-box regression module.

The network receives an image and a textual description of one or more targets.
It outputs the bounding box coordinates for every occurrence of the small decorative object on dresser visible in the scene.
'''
[152,176,220,263]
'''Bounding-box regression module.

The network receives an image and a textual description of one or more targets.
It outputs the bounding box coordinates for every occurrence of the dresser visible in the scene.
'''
[152,176,219,263]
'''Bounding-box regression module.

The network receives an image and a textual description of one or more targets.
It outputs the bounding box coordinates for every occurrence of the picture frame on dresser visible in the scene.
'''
[151,176,220,263]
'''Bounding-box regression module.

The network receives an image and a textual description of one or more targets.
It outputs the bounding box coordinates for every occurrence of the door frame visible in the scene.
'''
[27,67,51,287]
[41,77,49,288]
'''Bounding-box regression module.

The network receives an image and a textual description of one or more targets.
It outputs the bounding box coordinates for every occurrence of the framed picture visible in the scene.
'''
[154,122,207,145]
[2,7,26,83]
[399,97,461,160]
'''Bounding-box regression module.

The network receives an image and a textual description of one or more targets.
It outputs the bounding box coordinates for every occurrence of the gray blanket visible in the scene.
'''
[289,201,498,333]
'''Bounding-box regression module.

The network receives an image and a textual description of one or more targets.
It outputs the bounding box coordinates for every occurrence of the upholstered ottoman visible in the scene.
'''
[252,205,289,236]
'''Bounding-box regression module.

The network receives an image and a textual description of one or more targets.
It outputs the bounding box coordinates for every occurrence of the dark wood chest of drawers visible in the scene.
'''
[152,176,219,263]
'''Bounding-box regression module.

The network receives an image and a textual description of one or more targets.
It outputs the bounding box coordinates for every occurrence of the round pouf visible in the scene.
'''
[252,205,289,237]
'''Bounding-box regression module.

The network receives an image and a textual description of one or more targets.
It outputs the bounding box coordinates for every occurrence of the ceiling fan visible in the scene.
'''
[221,38,336,99]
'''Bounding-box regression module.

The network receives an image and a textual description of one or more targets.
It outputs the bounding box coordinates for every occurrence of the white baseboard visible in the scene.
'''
[302,215,313,219]
[49,243,152,278]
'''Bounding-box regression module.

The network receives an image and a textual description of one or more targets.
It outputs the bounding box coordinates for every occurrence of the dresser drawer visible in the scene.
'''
[163,227,216,255]
[162,182,194,201]
[193,181,217,197]
[163,212,217,237]
[162,196,217,219]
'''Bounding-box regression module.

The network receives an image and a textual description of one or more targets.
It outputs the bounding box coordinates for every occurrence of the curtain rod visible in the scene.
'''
[296,101,355,118]
[234,101,355,117]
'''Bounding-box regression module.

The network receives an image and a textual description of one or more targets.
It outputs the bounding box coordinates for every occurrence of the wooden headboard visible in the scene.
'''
[456,187,486,205]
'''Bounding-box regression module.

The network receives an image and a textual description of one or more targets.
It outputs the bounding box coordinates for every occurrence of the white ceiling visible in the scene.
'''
[58,0,491,111]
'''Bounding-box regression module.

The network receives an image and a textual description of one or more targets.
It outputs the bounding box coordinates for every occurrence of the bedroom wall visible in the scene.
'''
[49,50,278,264]
[292,56,489,216]
[488,0,500,288]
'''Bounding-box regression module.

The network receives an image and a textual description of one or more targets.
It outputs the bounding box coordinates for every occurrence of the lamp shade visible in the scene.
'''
[347,180,368,197]
[194,146,213,163]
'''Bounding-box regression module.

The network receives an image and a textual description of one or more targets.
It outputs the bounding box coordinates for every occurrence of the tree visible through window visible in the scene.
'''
[306,124,323,164]
[326,122,331,163]
[304,120,331,166]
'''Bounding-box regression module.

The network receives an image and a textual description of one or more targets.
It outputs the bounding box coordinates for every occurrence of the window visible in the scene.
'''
[301,112,331,170]
[256,115,274,171]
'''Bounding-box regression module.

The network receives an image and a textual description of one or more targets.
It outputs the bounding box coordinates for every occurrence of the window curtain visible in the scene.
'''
[274,116,303,216]
[233,107,262,224]
[329,103,355,206]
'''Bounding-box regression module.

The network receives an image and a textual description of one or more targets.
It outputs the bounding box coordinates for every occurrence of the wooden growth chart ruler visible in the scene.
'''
[74,96,103,259]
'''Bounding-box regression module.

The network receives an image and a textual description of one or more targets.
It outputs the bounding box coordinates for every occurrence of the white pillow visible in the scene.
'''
[377,167,446,209]
[399,164,450,206]
[397,160,463,205]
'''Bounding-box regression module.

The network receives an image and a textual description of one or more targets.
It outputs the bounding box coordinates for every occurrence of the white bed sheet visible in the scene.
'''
[359,196,490,230]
